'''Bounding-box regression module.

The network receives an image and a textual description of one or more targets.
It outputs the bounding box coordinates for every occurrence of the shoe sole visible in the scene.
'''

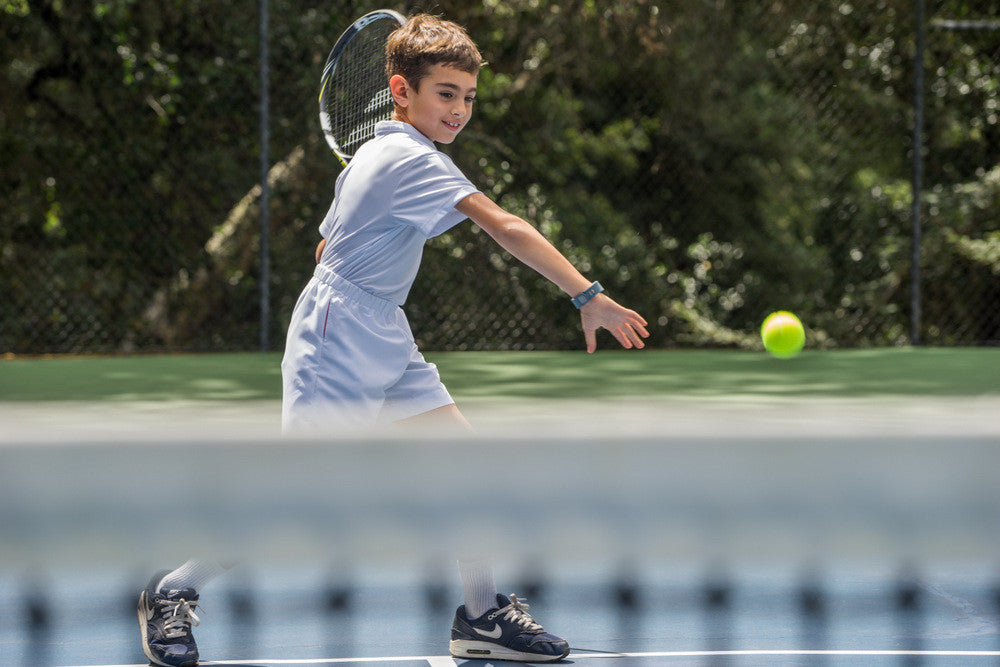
[138,591,165,667]
[450,638,569,662]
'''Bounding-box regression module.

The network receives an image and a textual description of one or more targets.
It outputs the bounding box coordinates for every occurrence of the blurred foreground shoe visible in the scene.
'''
[137,570,201,667]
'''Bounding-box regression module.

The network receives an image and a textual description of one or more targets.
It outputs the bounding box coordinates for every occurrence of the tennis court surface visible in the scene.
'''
[2,350,999,665]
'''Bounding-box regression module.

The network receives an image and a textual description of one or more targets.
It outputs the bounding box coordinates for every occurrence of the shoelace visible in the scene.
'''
[497,594,543,633]
[156,597,201,639]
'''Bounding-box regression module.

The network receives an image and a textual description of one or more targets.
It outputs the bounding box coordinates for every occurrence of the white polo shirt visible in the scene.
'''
[318,120,480,305]
[281,121,481,431]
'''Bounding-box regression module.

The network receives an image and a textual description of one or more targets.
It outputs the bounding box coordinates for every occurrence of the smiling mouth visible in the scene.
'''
[443,120,462,130]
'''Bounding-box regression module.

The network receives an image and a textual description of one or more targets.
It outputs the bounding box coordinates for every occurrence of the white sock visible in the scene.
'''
[156,559,230,594]
[458,557,498,619]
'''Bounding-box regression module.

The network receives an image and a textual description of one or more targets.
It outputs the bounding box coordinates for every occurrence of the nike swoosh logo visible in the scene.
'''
[475,623,502,639]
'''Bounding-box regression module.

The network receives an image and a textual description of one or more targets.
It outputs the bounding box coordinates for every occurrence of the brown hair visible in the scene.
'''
[386,14,484,91]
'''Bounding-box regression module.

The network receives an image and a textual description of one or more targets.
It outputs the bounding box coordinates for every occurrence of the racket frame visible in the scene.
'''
[318,9,406,166]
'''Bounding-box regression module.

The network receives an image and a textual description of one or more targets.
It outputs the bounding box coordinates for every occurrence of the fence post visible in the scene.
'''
[910,0,925,346]
[259,0,271,351]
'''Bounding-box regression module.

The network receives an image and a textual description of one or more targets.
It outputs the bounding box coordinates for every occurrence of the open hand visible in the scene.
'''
[580,294,650,353]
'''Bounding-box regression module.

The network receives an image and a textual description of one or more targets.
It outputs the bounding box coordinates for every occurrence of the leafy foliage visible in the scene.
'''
[1,0,998,352]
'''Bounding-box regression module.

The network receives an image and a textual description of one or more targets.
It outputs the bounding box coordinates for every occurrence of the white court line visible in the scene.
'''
[203,659,449,666]
[64,650,1000,666]
[425,658,458,667]
[575,650,1000,658]
[63,660,449,667]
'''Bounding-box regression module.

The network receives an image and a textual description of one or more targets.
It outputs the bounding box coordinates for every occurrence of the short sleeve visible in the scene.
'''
[392,152,479,238]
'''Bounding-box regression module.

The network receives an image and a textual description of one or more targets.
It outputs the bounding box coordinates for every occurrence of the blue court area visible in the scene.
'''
[5,558,1000,666]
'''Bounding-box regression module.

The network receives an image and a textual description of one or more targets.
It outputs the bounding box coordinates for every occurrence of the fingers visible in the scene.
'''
[580,299,651,352]
[614,323,646,350]
[625,314,651,343]
[586,319,649,352]
[612,327,634,350]
[614,311,650,350]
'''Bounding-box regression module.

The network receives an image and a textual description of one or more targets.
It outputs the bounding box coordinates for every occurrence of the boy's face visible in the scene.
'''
[390,64,477,144]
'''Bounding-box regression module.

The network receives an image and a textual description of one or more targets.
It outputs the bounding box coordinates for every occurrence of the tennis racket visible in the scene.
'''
[318,9,406,166]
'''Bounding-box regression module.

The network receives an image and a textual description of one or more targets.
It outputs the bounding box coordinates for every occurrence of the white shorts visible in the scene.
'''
[281,265,454,433]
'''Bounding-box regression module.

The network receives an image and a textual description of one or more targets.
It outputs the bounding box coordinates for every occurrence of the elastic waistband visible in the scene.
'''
[313,265,398,316]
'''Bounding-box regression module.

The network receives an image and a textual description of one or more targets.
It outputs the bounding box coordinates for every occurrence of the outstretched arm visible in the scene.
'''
[456,192,649,353]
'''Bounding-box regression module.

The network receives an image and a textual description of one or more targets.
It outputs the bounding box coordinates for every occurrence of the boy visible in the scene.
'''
[281,14,648,432]
[283,15,647,661]
[138,14,648,666]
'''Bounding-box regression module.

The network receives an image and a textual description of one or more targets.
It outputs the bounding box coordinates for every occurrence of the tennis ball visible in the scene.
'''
[761,311,805,358]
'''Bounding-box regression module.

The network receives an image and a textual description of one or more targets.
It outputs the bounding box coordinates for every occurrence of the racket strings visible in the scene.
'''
[323,19,398,158]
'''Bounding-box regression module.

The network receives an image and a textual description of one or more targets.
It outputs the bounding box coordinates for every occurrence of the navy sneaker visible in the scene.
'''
[137,571,201,667]
[450,593,570,662]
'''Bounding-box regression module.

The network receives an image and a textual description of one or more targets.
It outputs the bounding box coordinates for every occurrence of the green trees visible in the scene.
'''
[1,1,997,352]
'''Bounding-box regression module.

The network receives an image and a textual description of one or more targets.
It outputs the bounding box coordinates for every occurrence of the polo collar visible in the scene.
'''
[374,120,436,150]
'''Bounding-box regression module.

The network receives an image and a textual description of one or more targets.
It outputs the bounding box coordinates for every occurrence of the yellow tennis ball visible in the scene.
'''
[761,311,805,358]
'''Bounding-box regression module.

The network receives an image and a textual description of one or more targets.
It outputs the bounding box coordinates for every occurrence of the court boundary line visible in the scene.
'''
[576,650,1000,658]
[68,649,1000,667]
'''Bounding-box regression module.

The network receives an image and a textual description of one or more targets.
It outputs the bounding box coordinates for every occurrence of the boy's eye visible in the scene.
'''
[438,91,475,104]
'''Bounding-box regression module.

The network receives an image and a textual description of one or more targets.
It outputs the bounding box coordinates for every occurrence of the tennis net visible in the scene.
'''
[2,398,998,570]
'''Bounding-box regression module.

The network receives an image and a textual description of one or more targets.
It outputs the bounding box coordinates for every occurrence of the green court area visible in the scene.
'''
[0,347,997,403]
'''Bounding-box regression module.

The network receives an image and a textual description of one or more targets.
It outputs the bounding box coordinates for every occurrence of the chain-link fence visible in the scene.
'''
[2,0,998,354]
[920,12,1000,344]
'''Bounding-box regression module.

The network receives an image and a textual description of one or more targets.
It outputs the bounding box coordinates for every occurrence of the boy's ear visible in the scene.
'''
[389,74,410,108]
